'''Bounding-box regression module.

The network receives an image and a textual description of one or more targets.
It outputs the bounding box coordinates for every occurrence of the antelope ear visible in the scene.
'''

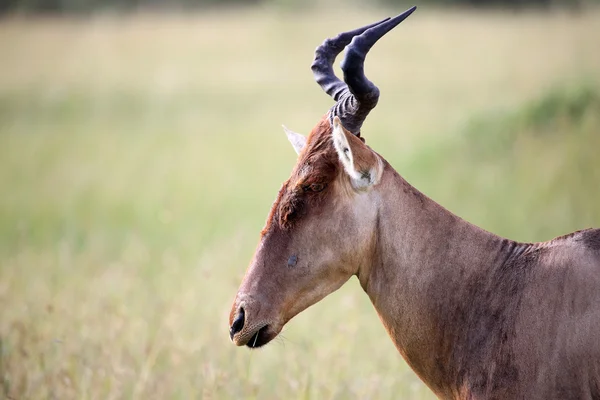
[283,125,307,155]
[332,116,382,190]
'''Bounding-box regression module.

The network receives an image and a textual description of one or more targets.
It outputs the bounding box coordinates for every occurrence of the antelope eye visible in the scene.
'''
[310,183,326,192]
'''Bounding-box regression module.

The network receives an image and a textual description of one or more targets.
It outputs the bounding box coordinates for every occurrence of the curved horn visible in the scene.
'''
[312,6,417,135]
[311,17,390,102]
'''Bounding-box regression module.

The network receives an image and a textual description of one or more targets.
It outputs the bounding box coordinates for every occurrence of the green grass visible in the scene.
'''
[1,7,600,399]
[403,83,600,242]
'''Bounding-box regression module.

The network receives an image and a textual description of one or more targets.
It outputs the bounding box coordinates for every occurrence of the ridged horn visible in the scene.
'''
[311,6,417,135]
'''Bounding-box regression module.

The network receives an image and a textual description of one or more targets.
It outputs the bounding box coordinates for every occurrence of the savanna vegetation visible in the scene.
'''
[1,6,599,399]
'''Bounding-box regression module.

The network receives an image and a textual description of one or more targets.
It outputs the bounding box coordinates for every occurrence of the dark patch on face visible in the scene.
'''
[287,254,298,267]
[261,116,340,235]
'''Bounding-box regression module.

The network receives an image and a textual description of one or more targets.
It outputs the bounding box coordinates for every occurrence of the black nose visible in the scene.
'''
[230,307,245,340]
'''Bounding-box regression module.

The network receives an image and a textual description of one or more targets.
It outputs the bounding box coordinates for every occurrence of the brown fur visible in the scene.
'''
[230,13,600,397]
[262,116,339,234]
[232,115,600,400]
[579,228,600,251]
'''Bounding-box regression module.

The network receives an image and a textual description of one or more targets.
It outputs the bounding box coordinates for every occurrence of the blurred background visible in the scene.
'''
[1,0,599,398]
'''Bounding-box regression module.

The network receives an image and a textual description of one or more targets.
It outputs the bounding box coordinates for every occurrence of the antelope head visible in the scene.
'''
[229,7,417,348]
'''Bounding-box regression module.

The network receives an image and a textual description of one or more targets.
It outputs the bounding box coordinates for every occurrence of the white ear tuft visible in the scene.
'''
[332,116,382,190]
[283,125,307,155]
[332,116,362,182]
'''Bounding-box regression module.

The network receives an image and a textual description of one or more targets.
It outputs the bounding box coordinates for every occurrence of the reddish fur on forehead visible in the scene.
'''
[261,115,339,236]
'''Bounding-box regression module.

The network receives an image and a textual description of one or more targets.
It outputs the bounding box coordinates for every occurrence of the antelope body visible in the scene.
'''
[228,7,600,399]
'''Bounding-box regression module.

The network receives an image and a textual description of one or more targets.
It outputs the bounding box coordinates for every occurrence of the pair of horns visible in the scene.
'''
[311,6,416,135]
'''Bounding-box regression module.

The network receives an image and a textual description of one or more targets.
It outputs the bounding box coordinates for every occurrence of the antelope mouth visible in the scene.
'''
[246,325,275,348]
[229,304,281,348]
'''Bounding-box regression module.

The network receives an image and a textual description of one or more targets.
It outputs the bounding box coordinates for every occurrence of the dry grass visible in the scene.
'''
[1,6,599,399]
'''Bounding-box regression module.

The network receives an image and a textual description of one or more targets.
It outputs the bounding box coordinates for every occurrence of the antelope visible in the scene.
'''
[228,6,600,399]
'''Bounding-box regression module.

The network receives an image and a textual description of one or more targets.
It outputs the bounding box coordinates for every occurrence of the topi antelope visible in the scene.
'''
[228,6,600,399]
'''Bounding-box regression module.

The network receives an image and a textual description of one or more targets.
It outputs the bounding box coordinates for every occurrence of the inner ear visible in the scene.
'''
[283,125,307,155]
[331,116,381,190]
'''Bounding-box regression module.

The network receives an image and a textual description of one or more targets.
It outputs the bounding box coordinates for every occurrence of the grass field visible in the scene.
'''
[1,6,600,399]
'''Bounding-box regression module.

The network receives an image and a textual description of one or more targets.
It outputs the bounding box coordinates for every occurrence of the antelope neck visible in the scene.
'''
[358,161,527,398]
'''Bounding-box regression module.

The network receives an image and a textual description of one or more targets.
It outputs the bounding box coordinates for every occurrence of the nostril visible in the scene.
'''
[230,307,245,340]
